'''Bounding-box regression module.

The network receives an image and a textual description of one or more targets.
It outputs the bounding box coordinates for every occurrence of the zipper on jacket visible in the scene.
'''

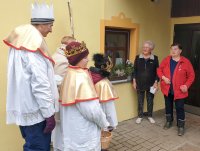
[172,61,181,100]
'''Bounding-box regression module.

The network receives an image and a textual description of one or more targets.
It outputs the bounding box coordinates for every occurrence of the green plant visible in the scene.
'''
[111,64,126,77]
[125,60,134,76]
[110,60,134,77]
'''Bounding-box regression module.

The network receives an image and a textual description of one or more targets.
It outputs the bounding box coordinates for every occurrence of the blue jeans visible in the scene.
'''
[164,93,185,122]
[19,121,51,151]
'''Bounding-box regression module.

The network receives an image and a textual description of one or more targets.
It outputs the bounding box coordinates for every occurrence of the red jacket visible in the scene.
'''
[157,56,195,100]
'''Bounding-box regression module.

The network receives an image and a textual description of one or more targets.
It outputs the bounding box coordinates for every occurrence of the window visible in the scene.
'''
[105,28,131,81]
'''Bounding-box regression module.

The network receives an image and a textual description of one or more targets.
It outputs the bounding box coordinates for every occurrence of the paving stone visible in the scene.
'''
[110,139,119,145]
[112,143,124,150]
[117,147,129,151]
[53,110,200,151]
[137,147,149,151]
[108,148,117,151]
[125,149,135,151]
[121,143,132,149]
[127,140,137,146]
[131,144,143,150]
[135,138,146,144]
[158,149,167,151]
[172,143,200,151]
[150,146,161,151]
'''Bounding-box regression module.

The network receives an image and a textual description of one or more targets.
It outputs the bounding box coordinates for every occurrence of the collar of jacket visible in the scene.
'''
[139,54,154,60]
[167,55,185,63]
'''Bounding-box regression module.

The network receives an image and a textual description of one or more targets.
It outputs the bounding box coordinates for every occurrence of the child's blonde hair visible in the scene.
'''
[61,36,76,45]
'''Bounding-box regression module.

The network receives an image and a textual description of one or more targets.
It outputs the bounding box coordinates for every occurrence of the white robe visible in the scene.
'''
[92,77,118,130]
[101,100,118,129]
[52,47,69,81]
[52,105,63,151]
[6,48,58,126]
[52,48,68,151]
[53,99,109,151]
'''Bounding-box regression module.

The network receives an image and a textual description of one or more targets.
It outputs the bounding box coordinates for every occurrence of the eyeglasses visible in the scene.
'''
[142,47,151,49]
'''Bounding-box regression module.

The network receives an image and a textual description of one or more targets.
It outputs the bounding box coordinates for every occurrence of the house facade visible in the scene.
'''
[2,0,200,150]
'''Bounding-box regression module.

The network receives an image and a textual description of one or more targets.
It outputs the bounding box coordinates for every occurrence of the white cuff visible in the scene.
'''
[40,104,55,118]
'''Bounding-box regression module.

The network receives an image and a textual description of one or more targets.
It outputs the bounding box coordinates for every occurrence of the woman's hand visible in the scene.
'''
[180,85,188,93]
[162,76,171,84]
[132,79,137,90]
[153,81,158,90]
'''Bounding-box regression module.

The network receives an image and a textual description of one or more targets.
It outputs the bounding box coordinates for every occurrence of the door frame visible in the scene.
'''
[173,23,200,115]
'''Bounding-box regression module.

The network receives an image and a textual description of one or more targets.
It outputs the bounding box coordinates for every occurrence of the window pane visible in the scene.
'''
[105,28,130,81]
[105,32,127,47]
[115,50,125,65]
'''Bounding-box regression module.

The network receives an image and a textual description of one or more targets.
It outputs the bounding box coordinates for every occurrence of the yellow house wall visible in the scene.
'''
[104,0,171,122]
[0,0,171,150]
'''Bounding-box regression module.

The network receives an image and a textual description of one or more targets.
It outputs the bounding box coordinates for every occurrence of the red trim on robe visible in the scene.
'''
[3,40,55,64]
[100,97,119,103]
[59,97,99,106]
[68,65,88,70]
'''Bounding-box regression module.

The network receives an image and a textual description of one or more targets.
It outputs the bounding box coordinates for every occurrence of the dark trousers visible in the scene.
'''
[137,90,154,117]
[19,121,51,151]
[164,93,185,122]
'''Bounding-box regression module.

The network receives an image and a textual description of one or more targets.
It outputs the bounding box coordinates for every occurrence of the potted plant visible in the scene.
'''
[125,60,134,81]
[110,64,127,81]
[109,60,134,81]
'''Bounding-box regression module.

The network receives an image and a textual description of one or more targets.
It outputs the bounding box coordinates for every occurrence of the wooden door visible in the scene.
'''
[174,23,200,114]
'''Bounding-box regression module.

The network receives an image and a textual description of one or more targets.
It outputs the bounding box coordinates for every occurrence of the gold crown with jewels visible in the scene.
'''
[65,41,88,57]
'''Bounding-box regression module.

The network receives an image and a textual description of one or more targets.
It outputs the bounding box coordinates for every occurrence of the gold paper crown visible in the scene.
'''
[65,41,88,57]
[101,56,113,72]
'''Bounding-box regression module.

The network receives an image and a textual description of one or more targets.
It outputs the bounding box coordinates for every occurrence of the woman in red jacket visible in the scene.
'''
[157,43,195,136]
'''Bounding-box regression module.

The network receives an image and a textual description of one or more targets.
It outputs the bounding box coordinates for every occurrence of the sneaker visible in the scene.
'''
[148,117,155,124]
[136,118,143,124]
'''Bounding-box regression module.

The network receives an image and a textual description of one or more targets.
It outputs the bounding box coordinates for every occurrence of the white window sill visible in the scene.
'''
[111,78,132,84]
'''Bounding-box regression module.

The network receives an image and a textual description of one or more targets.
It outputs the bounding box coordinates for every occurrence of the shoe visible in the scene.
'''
[163,114,173,130]
[136,118,143,124]
[177,119,185,136]
[163,121,173,129]
[148,117,155,124]
[178,127,184,136]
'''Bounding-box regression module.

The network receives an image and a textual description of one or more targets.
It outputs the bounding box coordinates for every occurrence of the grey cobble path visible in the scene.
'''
[51,110,200,151]
[109,110,200,151]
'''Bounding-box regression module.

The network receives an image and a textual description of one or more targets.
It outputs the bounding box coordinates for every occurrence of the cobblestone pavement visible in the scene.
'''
[109,110,200,151]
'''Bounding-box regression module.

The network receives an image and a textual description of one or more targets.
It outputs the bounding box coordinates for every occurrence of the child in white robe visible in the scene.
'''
[53,41,109,151]
[89,53,118,130]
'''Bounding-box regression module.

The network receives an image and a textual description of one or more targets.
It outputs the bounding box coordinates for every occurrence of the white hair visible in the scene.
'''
[143,40,155,50]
